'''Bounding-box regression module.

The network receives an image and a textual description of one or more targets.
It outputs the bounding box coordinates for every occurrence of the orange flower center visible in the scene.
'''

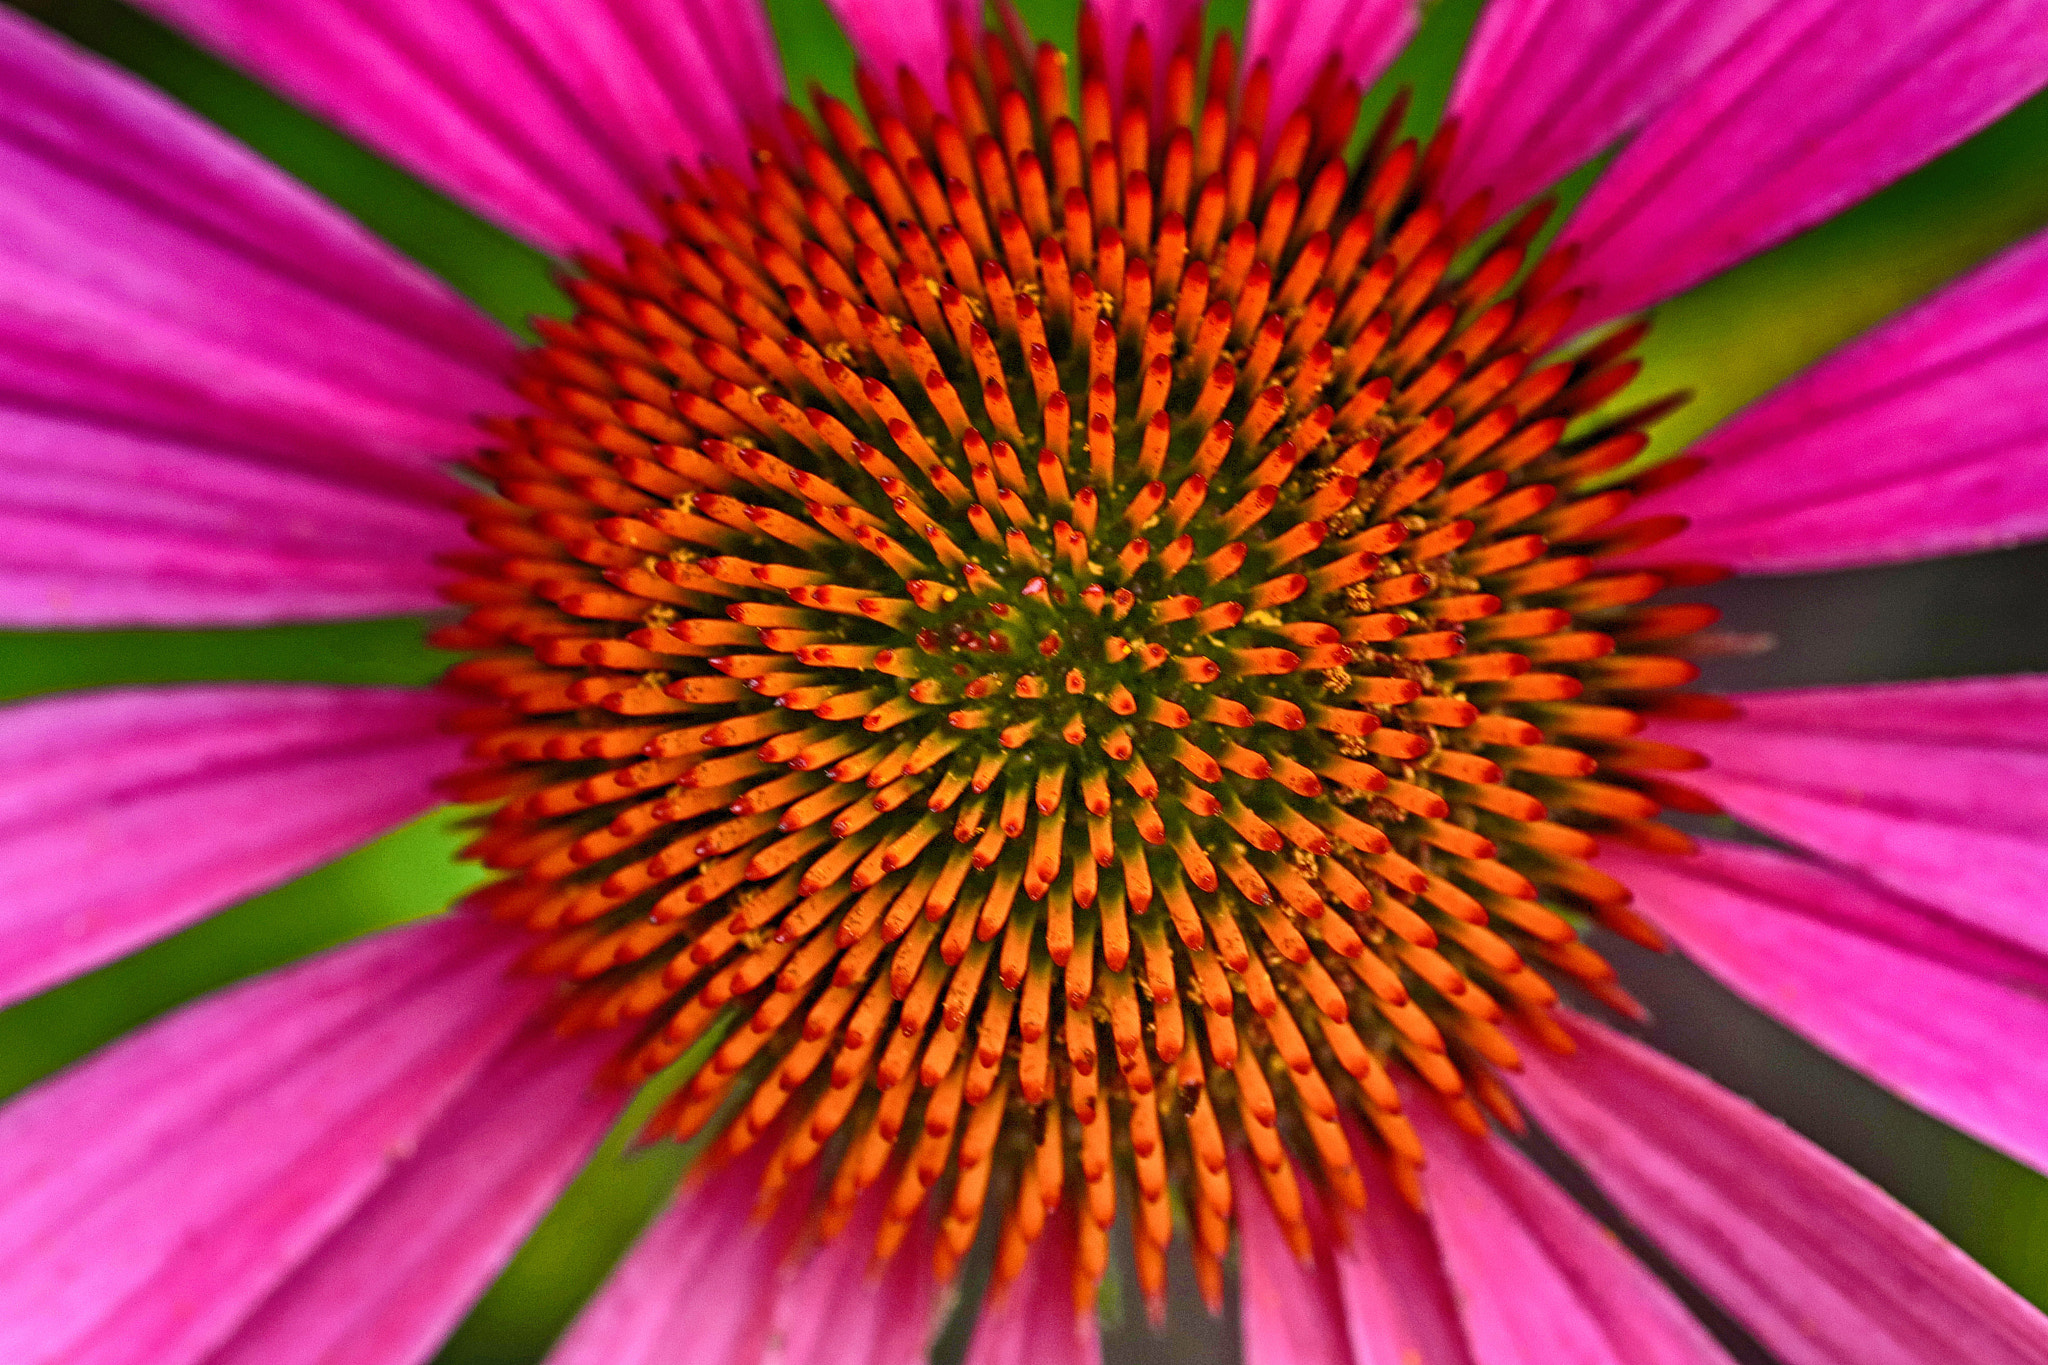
[439,10,1729,1315]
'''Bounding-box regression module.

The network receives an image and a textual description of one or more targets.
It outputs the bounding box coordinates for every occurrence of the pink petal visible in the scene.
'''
[0,12,510,496]
[0,915,551,1365]
[1707,673,2048,743]
[1512,1012,2048,1365]
[1235,1153,1356,1365]
[1245,0,1414,133]
[1651,676,2048,955]
[1407,1098,1735,1365]
[202,1028,622,1365]
[1093,0,1206,106]
[1603,839,2048,1178]
[766,1189,941,1365]
[0,12,502,623]
[0,408,462,625]
[1560,0,2048,332]
[548,1166,940,1365]
[823,0,976,95]
[1328,1136,1474,1365]
[131,0,782,253]
[963,1213,1099,1365]
[543,1155,804,1365]
[0,684,459,1007]
[1626,229,2048,572]
[1440,0,1774,218]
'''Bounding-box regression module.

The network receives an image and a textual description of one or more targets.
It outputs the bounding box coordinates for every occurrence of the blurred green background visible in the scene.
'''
[4,0,2047,1360]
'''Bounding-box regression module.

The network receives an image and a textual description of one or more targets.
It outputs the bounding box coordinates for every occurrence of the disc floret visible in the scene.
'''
[443,7,1724,1314]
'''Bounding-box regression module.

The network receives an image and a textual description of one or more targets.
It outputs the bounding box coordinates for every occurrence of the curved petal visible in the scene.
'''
[1236,1154,1356,1365]
[824,0,977,96]
[1651,676,2048,955]
[201,1028,622,1365]
[766,1188,941,1365]
[1329,1138,1474,1365]
[0,408,463,625]
[0,12,510,493]
[1705,674,2048,743]
[1440,0,1773,218]
[1104,0,1207,109]
[542,1155,803,1365]
[963,1213,1099,1365]
[547,1163,940,1365]
[1,12,503,623]
[1604,839,2048,1179]
[0,915,552,1365]
[1408,1099,1736,1365]
[1629,229,2048,572]
[0,684,459,1008]
[1512,1012,2048,1365]
[1560,0,2048,332]
[131,0,782,253]
[1245,0,1414,132]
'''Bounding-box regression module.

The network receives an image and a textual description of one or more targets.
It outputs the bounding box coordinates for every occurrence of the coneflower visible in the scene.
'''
[3,1,2047,1362]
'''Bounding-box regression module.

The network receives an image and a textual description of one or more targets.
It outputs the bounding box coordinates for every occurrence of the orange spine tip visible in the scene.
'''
[466,57,1699,1285]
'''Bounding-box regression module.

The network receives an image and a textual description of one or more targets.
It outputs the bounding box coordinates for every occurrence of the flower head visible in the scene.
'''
[3,0,2048,1363]
[446,24,1726,1307]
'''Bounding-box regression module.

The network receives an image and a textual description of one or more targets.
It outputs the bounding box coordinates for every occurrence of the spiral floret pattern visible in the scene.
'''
[442,11,1726,1312]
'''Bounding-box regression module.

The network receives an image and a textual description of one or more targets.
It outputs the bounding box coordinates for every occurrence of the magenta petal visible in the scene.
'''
[544,1151,803,1365]
[767,1189,941,1365]
[2,11,492,624]
[549,1170,939,1365]
[202,1028,621,1365]
[1328,1136,1474,1365]
[0,13,510,498]
[1095,0,1207,102]
[0,915,550,1365]
[1651,676,2048,954]
[0,407,462,624]
[1245,0,1414,133]
[1626,229,2048,572]
[1560,1,2048,332]
[964,1213,1099,1365]
[823,0,976,96]
[1440,0,1772,218]
[130,0,780,252]
[1235,1154,1356,1365]
[1604,839,2048,1178]
[1512,1013,2048,1365]
[0,684,459,1007]
[1408,1099,1735,1365]
[1706,673,2048,743]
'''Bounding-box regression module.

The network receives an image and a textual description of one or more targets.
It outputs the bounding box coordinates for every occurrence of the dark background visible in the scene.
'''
[4,0,2046,1359]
